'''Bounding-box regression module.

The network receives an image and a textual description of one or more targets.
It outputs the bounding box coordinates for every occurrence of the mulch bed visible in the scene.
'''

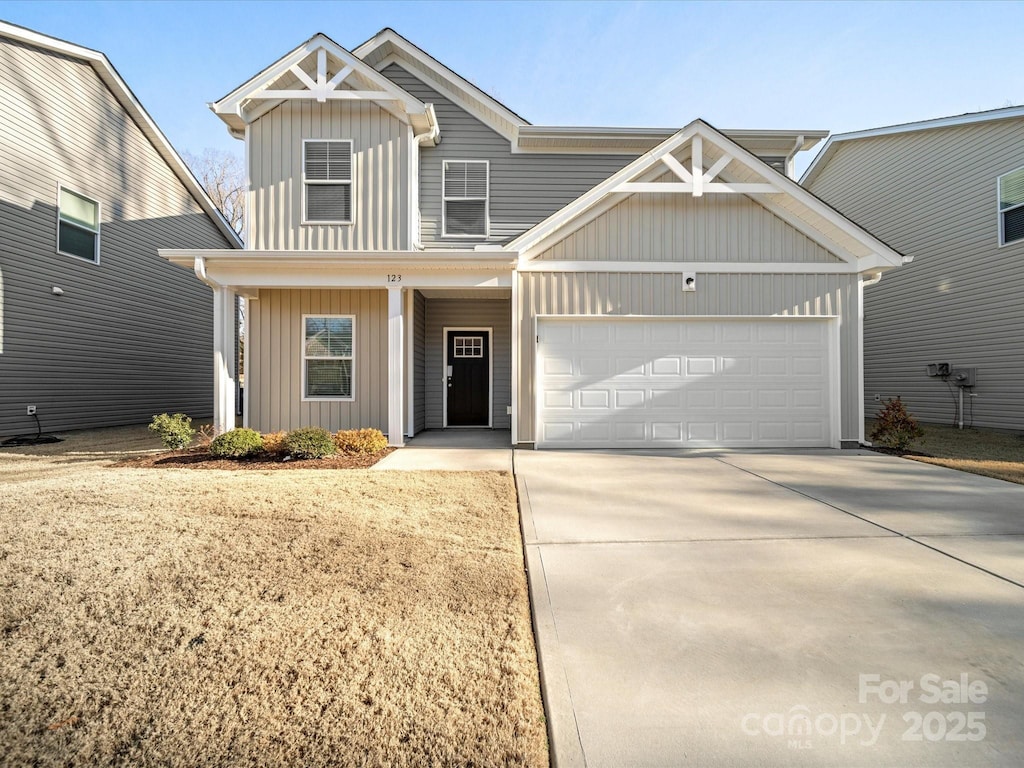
[114,446,396,470]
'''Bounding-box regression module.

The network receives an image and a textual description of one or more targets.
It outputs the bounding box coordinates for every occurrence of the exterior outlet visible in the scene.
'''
[26,405,36,416]
[682,272,697,292]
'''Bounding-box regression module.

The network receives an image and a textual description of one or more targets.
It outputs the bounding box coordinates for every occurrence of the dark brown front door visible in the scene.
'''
[446,330,489,426]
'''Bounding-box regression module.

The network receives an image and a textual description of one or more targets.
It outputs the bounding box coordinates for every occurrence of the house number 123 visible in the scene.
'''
[386,274,402,283]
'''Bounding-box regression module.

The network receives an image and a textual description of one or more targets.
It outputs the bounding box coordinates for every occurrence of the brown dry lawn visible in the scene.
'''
[0,427,548,767]
[868,419,1024,484]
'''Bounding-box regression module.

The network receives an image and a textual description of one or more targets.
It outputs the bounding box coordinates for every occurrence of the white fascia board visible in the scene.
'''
[513,126,829,155]
[159,248,516,270]
[801,105,1024,186]
[0,21,243,248]
[355,31,526,143]
[518,260,861,274]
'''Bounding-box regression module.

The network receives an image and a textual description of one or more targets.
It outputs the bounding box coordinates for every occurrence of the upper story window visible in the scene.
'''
[999,166,1024,245]
[303,140,353,224]
[443,160,488,237]
[302,315,354,400]
[57,187,100,262]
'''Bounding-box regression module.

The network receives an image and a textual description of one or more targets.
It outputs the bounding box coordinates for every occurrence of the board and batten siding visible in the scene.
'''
[248,289,388,433]
[515,272,859,444]
[413,289,426,433]
[423,298,512,429]
[381,64,635,248]
[535,184,842,264]
[248,100,410,250]
[806,118,1024,430]
[0,35,233,437]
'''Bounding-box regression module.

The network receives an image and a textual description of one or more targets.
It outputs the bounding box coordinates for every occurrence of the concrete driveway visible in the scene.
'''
[515,448,1024,767]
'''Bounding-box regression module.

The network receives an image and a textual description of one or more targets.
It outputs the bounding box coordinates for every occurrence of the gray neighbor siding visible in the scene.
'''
[0,36,233,437]
[382,64,635,248]
[806,118,1024,430]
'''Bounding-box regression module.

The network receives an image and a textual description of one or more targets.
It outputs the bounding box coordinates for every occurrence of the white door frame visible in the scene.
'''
[442,326,493,428]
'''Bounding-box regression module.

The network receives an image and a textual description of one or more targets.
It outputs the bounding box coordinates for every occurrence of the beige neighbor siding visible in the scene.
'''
[423,298,511,430]
[536,186,842,263]
[382,64,635,248]
[516,273,859,443]
[0,36,233,437]
[806,118,1024,430]
[248,100,410,250]
[249,289,387,433]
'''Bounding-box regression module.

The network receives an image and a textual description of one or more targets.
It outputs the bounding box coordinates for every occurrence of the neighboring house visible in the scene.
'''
[802,106,1024,430]
[0,21,242,437]
[162,28,906,449]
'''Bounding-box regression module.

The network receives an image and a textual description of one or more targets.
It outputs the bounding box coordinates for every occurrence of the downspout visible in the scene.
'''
[785,135,804,180]
[410,104,440,251]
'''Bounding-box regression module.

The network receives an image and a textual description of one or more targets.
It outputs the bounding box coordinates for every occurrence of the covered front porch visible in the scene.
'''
[158,249,516,446]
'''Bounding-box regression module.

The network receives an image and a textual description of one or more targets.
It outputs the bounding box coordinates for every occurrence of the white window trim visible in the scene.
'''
[442,159,489,238]
[301,139,354,226]
[56,184,101,264]
[998,165,1024,247]
[301,313,356,402]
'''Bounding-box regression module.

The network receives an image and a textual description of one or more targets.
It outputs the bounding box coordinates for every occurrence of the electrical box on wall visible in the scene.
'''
[682,272,697,292]
[950,368,976,387]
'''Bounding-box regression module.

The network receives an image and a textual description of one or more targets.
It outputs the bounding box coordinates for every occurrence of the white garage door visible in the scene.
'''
[536,316,837,449]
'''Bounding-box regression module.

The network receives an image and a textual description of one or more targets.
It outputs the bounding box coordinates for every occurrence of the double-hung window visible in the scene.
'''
[443,160,488,237]
[303,315,354,400]
[999,167,1024,246]
[57,187,100,262]
[303,140,353,224]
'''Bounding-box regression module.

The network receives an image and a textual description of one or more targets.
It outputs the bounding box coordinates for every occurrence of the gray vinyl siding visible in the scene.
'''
[536,184,842,263]
[516,272,859,443]
[0,36,233,437]
[413,289,426,433]
[248,289,387,433]
[806,118,1024,430]
[248,100,410,250]
[423,298,511,429]
[382,64,635,248]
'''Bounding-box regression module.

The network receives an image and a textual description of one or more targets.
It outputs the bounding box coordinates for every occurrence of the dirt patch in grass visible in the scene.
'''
[0,458,548,766]
[867,419,1024,485]
[114,446,396,470]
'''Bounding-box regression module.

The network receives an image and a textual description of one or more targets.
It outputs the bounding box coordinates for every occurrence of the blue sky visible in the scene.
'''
[2,0,1020,174]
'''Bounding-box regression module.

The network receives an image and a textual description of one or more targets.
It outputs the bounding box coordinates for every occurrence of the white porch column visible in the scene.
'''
[387,286,405,447]
[212,285,236,435]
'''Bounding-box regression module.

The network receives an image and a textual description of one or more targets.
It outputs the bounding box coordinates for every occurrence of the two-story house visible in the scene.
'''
[0,21,242,438]
[802,106,1024,431]
[162,28,907,449]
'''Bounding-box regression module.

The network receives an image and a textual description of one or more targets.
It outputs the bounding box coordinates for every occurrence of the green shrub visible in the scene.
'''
[870,397,924,452]
[149,413,195,450]
[209,428,264,459]
[286,427,337,459]
[334,428,389,455]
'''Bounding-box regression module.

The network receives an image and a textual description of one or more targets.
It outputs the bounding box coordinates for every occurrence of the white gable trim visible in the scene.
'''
[211,33,433,137]
[0,21,242,248]
[509,120,904,273]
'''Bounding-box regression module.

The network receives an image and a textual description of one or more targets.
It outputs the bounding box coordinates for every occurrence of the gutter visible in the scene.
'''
[411,104,440,250]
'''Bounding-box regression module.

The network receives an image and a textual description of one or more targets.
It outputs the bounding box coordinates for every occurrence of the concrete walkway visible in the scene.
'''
[371,429,511,471]
[515,448,1024,767]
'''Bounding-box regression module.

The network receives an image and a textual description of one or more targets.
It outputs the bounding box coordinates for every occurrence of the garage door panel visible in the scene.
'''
[536,317,835,449]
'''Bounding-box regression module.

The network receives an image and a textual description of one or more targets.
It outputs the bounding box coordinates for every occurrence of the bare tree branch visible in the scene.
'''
[183,148,246,238]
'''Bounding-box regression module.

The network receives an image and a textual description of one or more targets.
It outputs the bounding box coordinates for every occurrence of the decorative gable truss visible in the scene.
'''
[211,33,438,142]
[510,120,908,275]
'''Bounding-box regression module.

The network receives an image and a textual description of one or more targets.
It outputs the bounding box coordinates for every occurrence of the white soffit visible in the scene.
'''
[0,20,242,248]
